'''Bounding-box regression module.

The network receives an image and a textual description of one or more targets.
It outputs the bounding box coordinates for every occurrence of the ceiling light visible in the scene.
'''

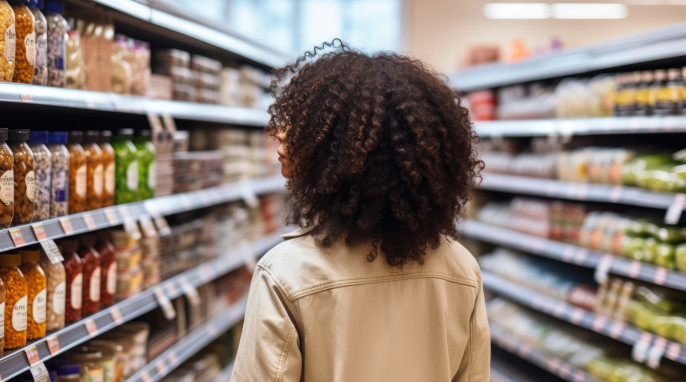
[551,3,628,18]
[483,3,551,19]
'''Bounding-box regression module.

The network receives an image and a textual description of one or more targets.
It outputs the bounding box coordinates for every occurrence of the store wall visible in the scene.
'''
[405,0,686,73]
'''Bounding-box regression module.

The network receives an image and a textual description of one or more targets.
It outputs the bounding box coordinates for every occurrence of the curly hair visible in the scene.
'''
[268,40,483,267]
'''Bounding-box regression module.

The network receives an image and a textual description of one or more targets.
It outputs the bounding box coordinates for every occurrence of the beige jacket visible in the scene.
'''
[232,228,490,382]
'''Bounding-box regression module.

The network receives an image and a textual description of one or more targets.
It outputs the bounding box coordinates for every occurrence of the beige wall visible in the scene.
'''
[405,0,686,73]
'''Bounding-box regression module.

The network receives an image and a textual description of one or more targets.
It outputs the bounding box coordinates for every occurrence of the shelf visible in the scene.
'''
[0,176,284,253]
[450,22,686,92]
[480,173,681,211]
[484,272,686,368]
[83,0,287,69]
[0,232,283,381]
[490,324,602,382]
[463,220,686,292]
[3,83,270,125]
[473,117,686,138]
[127,297,247,382]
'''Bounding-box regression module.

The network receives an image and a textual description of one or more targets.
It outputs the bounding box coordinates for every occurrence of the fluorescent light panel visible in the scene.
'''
[483,3,629,19]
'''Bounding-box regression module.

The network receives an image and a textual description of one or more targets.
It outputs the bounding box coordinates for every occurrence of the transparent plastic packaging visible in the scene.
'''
[0,0,16,81]
[99,130,115,207]
[45,0,66,87]
[67,131,86,214]
[96,230,116,308]
[11,0,34,84]
[113,129,138,204]
[28,0,46,85]
[134,130,155,200]
[48,131,68,218]
[29,130,51,222]
[77,235,100,316]
[84,131,102,210]
[0,128,13,228]
[65,29,85,89]
[9,129,34,226]
[61,240,82,323]
[18,249,46,340]
[38,247,65,331]
[110,35,131,94]
[0,254,27,349]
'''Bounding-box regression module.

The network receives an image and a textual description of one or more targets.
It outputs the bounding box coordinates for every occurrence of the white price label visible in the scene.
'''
[152,215,171,236]
[181,279,201,307]
[594,255,613,284]
[30,362,50,382]
[154,288,176,320]
[647,337,667,369]
[240,183,259,209]
[40,239,63,264]
[632,333,653,363]
[665,194,686,225]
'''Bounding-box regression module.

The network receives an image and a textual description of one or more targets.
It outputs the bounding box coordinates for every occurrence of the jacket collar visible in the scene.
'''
[280,226,315,240]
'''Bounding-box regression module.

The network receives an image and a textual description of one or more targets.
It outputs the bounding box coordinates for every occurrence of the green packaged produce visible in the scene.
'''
[643,237,658,263]
[636,164,686,192]
[677,244,686,272]
[622,154,672,186]
[621,235,646,257]
[587,357,617,380]
[112,129,138,204]
[634,285,686,313]
[133,130,155,201]
[625,220,657,237]
[655,242,677,269]
[655,226,686,243]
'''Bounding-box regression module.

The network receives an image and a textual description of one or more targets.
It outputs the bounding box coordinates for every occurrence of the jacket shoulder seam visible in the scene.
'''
[290,273,477,300]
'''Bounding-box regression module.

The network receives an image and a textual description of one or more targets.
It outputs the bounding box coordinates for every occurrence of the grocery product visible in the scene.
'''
[48,131,68,218]
[38,247,65,331]
[130,40,150,96]
[65,28,85,89]
[11,0,34,84]
[99,130,115,207]
[61,240,82,323]
[29,130,51,222]
[139,218,159,289]
[0,253,27,349]
[0,0,15,81]
[27,0,45,85]
[9,128,35,226]
[52,361,81,382]
[65,346,104,382]
[110,35,131,94]
[95,230,116,308]
[111,227,142,301]
[87,340,122,382]
[0,272,5,354]
[113,129,138,204]
[0,128,13,228]
[67,130,87,213]
[84,131,103,210]
[78,235,101,316]
[134,129,156,200]
[19,249,46,340]
[45,0,65,87]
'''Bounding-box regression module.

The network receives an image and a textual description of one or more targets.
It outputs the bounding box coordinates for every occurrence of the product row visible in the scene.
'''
[480,138,686,193]
[467,67,686,121]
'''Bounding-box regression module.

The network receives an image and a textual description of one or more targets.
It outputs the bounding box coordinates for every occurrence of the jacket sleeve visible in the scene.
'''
[453,275,491,382]
[232,265,303,382]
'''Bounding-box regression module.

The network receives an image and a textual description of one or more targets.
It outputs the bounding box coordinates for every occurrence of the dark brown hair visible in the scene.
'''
[268,40,483,266]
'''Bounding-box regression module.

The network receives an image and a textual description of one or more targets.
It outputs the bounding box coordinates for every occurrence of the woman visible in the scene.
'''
[232,40,489,382]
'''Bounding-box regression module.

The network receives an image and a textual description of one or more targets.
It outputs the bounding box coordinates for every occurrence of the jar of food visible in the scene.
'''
[44,1,65,87]
[96,332,134,378]
[87,340,121,382]
[95,230,115,308]
[53,361,81,382]
[83,131,102,211]
[0,0,16,81]
[18,249,46,340]
[134,130,155,201]
[11,0,34,84]
[29,130,51,222]
[61,239,82,323]
[99,131,115,207]
[67,130,86,214]
[77,235,100,315]
[0,272,6,354]
[65,346,104,382]
[27,0,45,85]
[0,253,27,349]
[48,131,68,218]
[9,128,35,226]
[112,129,138,204]
[0,128,14,228]
[38,246,65,331]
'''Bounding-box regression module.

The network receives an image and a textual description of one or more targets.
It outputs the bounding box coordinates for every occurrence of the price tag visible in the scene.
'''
[25,345,40,366]
[629,261,642,278]
[17,84,33,102]
[666,342,682,360]
[59,218,74,234]
[594,255,613,284]
[574,248,588,265]
[610,186,623,202]
[152,214,171,236]
[139,216,157,238]
[199,192,211,206]
[593,315,607,331]
[32,224,47,241]
[40,239,64,264]
[647,337,667,369]
[30,362,50,382]
[665,194,686,224]
[119,207,132,221]
[104,208,119,225]
[519,344,531,358]
[654,267,668,285]
[570,308,584,324]
[573,372,585,382]
[169,353,179,367]
[123,219,142,241]
[547,358,560,373]
[154,288,176,320]
[208,324,219,337]
[84,319,98,337]
[240,183,260,208]
[147,113,164,132]
[553,301,565,317]
[47,336,60,355]
[161,114,178,132]
[82,213,97,230]
[632,333,653,363]
[609,320,625,339]
[181,279,201,307]
[110,307,123,324]
[200,263,216,283]
[142,371,152,382]
[558,363,571,378]
[562,246,574,262]
[9,228,25,247]
[156,361,167,375]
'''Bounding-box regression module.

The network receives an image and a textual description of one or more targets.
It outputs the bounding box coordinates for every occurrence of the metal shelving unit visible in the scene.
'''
[463,220,686,292]
[484,272,686,368]
[490,324,602,382]
[450,22,686,92]
[0,176,284,253]
[128,297,248,382]
[0,232,283,381]
[479,173,681,211]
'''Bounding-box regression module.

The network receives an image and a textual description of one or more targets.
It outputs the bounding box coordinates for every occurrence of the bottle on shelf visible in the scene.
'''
[29,130,52,222]
[95,230,116,308]
[45,0,67,87]
[84,130,103,211]
[648,69,667,116]
[67,130,87,214]
[0,0,16,82]
[18,249,46,340]
[61,239,82,323]
[8,128,35,226]
[99,130,115,207]
[654,68,683,116]
[48,130,69,218]
[0,253,28,350]
[134,129,156,201]
[65,346,104,382]
[632,70,654,116]
[38,245,65,331]
[77,234,101,316]
[113,129,138,204]
[0,128,13,228]
[28,0,47,85]
[11,0,35,84]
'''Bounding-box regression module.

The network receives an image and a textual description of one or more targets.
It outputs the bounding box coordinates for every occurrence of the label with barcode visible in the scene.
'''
[40,239,63,264]
[30,363,50,382]
[155,288,176,320]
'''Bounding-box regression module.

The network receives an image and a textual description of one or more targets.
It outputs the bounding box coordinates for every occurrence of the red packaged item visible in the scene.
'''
[96,230,117,308]
[61,240,83,323]
[78,235,101,316]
